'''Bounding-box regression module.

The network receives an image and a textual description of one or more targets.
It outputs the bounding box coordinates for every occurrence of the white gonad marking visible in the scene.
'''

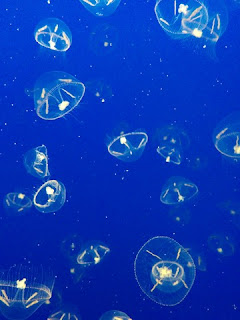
[211,18,215,34]
[160,18,170,26]
[54,24,59,33]
[61,88,76,99]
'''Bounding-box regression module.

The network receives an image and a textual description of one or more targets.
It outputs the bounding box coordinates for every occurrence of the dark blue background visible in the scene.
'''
[0,0,240,319]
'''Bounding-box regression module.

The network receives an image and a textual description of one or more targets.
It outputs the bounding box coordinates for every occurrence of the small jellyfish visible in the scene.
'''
[66,242,110,283]
[168,207,191,225]
[107,131,148,162]
[186,148,208,171]
[61,234,83,261]
[0,265,54,320]
[89,23,119,56]
[155,125,189,165]
[213,112,240,159]
[34,71,85,120]
[184,247,207,272]
[34,18,72,52]
[134,236,196,306]
[86,78,113,103]
[77,242,110,266]
[23,145,50,179]
[4,193,32,215]
[160,176,198,205]
[61,235,85,284]
[218,200,240,229]
[100,310,132,320]
[79,0,121,17]
[33,180,66,213]
[208,233,235,257]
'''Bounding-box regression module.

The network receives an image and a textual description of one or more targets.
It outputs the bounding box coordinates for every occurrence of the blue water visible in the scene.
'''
[1,0,240,319]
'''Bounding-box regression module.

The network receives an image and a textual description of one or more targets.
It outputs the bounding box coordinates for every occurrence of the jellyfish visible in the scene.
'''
[4,193,32,215]
[23,145,50,179]
[155,125,189,165]
[89,23,119,56]
[155,0,228,57]
[134,236,196,306]
[168,206,191,225]
[77,242,110,266]
[154,0,209,39]
[107,131,148,162]
[34,18,72,52]
[0,265,54,320]
[208,233,235,256]
[160,176,198,205]
[33,180,66,213]
[85,78,113,103]
[34,71,85,120]
[213,112,240,159]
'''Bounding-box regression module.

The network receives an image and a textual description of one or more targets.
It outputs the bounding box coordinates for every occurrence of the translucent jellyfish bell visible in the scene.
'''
[61,234,83,261]
[134,236,196,306]
[160,176,198,205]
[79,0,121,17]
[77,242,110,266]
[184,247,207,271]
[213,112,240,158]
[4,193,32,215]
[154,0,209,39]
[168,207,191,225]
[107,131,148,162]
[86,78,113,102]
[156,125,189,165]
[0,265,54,320]
[100,310,132,320]
[89,23,119,57]
[208,233,235,257]
[70,242,110,283]
[34,18,72,52]
[24,145,50,179]
[33,180,66,213]
[34,71,85,120]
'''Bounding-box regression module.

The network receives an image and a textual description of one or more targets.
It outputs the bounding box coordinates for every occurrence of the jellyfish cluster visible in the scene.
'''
[0,0,239,319]
[4,145,66,215]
